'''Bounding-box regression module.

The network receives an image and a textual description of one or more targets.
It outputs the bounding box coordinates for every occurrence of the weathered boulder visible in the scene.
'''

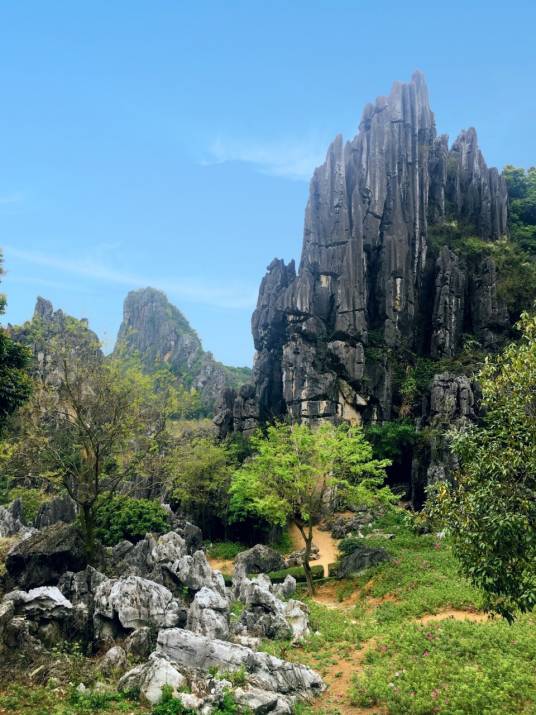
[157,628,324,696]
[0,505,35,539]
[168,517,204,554]
[94,576,186,635]
[187,586,230,640]
[124,627,154,659]
[285,545,320,568]
[273,575,296,599]
[325,511,375,539]
[170,550,226,596]
[235,545,286,575]
[118,652,187,705]
[5,524,87,588]
[34,494,77,529]
[335,546,390,578]
[282,600,310,641]
[100,645,128,676]
[234,686,282,714]
[0,600,15,644]
[2,615,43,653]
[3,586,73,620]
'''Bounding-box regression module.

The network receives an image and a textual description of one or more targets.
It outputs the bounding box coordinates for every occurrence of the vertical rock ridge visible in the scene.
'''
[217,72,512,446]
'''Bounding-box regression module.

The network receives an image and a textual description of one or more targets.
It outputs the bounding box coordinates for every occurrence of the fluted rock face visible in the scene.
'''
[219,72,511,439]
[114,288,251,414]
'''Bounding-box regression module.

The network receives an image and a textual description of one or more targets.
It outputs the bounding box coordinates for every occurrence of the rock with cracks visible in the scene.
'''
[157,627,324,696]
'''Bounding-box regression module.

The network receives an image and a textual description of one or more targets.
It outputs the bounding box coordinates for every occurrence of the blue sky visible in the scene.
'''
[1,0,535,366]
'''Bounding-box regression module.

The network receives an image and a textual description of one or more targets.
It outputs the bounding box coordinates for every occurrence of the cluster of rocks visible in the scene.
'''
[0,524,323,712]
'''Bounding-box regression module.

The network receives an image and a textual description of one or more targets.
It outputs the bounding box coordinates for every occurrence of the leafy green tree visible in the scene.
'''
[8,347,149,557]
[230,421,392,594]
[170,436,234,538]
[436,310,536,620]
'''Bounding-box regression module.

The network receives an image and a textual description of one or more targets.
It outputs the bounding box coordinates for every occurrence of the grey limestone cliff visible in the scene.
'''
[216,72,516,496]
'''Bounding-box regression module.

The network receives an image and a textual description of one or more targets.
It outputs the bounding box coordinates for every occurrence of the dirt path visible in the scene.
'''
[417,608,491,624]
[314,639,384,715]
[206,557,234,575]
[289,522,340,577]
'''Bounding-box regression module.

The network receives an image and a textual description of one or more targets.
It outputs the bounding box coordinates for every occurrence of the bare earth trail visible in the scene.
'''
[208,526,490,713]
[288,522,340,577]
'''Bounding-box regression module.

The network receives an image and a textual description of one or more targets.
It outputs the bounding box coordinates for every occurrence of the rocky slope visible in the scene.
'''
[0,518,323,711]
[216,72,521,500]
[113,287,251,414]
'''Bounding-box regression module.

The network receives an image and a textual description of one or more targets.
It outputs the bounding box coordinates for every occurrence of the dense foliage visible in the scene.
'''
[434,311,536,620]
[95,495,169,545]
[230,421,393,593]
[169,437,235,538]
[503,164,536,254]
[0,257,31,426]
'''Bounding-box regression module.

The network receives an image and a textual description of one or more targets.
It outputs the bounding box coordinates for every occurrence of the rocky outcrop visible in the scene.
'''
[0,525,324,709]
[34,494,77,530]
[234,544,286,575]
[5,524,88,589]
[113,287,251,414]
[216,72,514,495]
[334,546,390,578]
[8,298,102,385]
[156,627,324,696]
[0,505,35,540]
[411,372,479,500]
[94,576,186,636]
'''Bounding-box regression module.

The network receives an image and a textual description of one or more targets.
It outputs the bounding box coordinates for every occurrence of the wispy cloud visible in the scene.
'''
[0,193,23,206]
[5,246,257,310]
[201,135,328,181]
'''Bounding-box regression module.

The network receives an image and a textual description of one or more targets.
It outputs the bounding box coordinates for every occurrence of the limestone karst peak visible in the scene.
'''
[217,73,512,498]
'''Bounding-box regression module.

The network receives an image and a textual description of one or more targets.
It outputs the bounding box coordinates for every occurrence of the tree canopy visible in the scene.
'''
[435,310,536,620]
[230,421,393,593]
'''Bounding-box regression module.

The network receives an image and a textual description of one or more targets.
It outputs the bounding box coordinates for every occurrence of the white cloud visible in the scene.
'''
[201,135,328,181]
[5,246,257,310]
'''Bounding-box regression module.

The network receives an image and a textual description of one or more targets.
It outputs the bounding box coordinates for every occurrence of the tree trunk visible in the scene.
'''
[81,502,96,562]
[297,521,315,596]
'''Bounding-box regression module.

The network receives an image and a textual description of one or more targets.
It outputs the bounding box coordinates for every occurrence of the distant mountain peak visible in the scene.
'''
[114,287,251,413]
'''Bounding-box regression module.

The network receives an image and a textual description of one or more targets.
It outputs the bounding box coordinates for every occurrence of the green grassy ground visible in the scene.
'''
[262,510,536,714]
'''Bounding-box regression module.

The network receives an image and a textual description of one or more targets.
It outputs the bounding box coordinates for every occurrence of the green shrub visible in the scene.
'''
[338,536,366,557]
[95,495,169,546]
[151,685,195,715]
[267,564,324,583]
[213,691,240,715]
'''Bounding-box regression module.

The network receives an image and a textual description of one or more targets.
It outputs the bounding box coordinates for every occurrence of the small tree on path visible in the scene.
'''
[230,421,392,595]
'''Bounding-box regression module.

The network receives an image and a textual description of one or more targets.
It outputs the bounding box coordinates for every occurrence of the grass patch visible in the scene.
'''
[351,511,483,624]
[205,541,244,560]
[0,684,147,714]
[351,615,536,714]
[260,508,536,713]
